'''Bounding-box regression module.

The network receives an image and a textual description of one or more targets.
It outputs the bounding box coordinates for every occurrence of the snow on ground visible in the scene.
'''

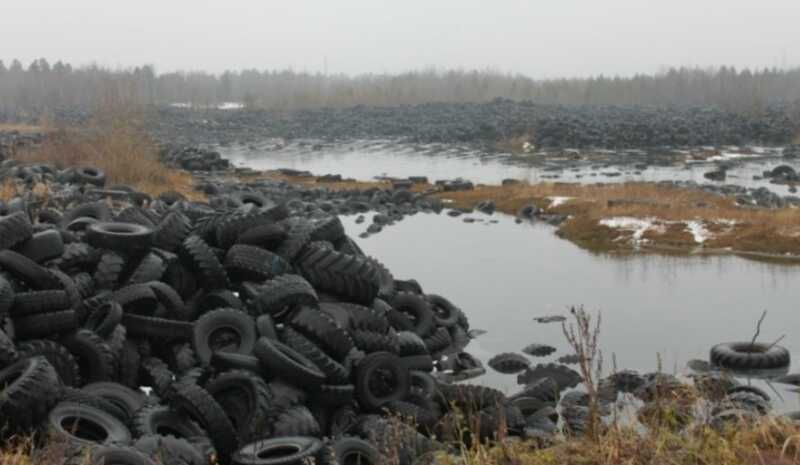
[547,196,573,208]
[685,220,710,243]
[599,217,663,242]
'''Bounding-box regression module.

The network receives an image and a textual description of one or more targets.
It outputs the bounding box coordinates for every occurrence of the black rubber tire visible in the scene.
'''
[84,446,158,465]
[488,352,531,375]
[15,229,64,263]
[0,211,33,250]
[131,404,207,439]
[60,201,113,229]
[147,281,188,320]
[366,257,395,299]
[348,303,390,334]
[13,309,77,339]
[122,313,193,343]
[0,249,60,289]
[237,223,288,248]
[169,381,239,462]
[152,211,191,252]
[94,251,126,290]
[254,336,326,388]
[290,306,353,360]
[126,253,166,285]
[423,327,453,354]
[0,356,62,435]
[87,222,154,255]
[710,342,791,370]
[224,244,291,282]
[179,235,230,289]
[215,207,289,249]
[49,268,84,313]
[0,326,17,366]
[206,369,272,442]
[84,301,124,337]
[310,216,346,243]
[296,244,380,305]
[75,166,107,187]
[11,289,72,316]
[327,437,382,465]
[210,351,263,374]
[58,242,101,272]
[118,339,141,389]
[335,236,365,257]
[351,330,400,354]
[113,283,159,314]
[0,275,13,318]
[250,275,317,317]
[354,352,410,411]
[48,401,131,448]
[274,220,314,262]
[17,339,81,386]
[426,294,461,328]
[192,308,257,365]
[232,436,323,465]
[116,206,157,228]
[283,327,350,384]
[390,292,435,337]
[311,384,355,407]
[256,314,279,340]
[61,329,116,384]
[195,288,243,315]
[83,382,147,424]
[272,405,321,438]
[396,331,429,357]
[61,387,131,425]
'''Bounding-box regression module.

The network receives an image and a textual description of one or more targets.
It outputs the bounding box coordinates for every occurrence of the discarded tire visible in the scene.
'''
[710,342,791,370]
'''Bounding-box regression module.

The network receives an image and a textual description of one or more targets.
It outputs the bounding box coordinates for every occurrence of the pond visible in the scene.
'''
[227,141,800,413]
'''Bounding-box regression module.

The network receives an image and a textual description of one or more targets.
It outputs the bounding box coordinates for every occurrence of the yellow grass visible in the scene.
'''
[0,123,45,134]
[13,125,202,201]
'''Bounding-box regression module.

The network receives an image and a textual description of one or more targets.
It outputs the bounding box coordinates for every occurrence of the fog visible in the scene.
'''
[2,0,798,77]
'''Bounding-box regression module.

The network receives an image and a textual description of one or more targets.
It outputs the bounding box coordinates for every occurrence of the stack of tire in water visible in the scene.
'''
[0,178,518,465]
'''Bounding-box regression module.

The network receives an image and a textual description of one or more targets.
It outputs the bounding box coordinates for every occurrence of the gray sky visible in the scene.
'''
[2,0,798,78]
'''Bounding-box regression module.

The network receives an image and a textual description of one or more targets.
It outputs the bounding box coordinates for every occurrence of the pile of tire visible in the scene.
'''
[0,177,516,465]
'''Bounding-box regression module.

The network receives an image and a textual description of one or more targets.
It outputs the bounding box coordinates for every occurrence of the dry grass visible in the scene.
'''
[0,123,45,134]
[13,125,202,201]
[436,182,800,257]
[252,171,430,193]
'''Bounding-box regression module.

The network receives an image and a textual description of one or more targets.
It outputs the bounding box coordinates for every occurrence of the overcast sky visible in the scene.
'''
[1,0,798,78]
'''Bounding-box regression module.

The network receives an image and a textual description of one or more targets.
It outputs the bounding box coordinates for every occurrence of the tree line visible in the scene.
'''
[1,58,799,117]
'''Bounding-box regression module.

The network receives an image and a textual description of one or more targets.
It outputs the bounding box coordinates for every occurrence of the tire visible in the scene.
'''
[48,402,131,448]
[126,253,166,285]
[354,352,410,411]
[327,437,382,465]
[710,342,791,370]
[131,404,207,439]
[87,222,154,255]
[11,289,72,316]
[296,244,380,305]
[169,381,239,462]
[113,284,159,314]
[272,406,321,438]
[236,223,287,248]
[84,301,124,337]
[0,275,13,318]
[60,201,113,228]
[253,336,326,388]
[179,235,230,289]
[256,315,279,340]
[283,327,350,384]
[14,309,77,339]
[250,275,317,317]
[310,216,346,243]
[58,242,100,272]
[0,249,60,289]
[396,331,429,357]
[94,252,126,290]
[17,339,81,386]
[224,245,291,282]
[275,221,314,262]
[232,436,323,465]
[192,309,256,365]
[206,369,272,442]
[335,236,365,257]
[390,292,435,337]
[488,353,531,375]
[216,207,288,249]
[351,330,400,354]
[83,382,147,424]
[15,229,64,263]
[0,356,62,435]
[211,351,263,374]
[0,211,33,250]
[75,166,107,187]
[61,387,130,424]
[366,257,395,299]
[152,211,191,252]
[290,307,353,360]
[116,206,157,228]
[426,294,460,328]
[147,282,188,320]
[85,446,158,465]
[123,314,193,343]
[423,327,452,354]
[61,329,116,384]
[0,327,17,366]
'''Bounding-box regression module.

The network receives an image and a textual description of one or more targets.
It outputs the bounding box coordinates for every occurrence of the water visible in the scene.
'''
[343,213,800,411]
[230,141,800,412]
[222,140,799,195]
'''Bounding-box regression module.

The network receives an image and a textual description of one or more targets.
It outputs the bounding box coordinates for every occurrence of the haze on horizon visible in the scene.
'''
[2,0,799,78]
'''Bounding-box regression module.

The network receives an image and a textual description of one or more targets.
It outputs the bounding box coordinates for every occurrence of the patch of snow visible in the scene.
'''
[685,220,710,244]
[169,102,192,108]
[548,196,573,208]
[217,102,245,110]
[599,217,663,242]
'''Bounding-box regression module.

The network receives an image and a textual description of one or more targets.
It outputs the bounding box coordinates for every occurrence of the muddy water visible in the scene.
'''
[222,140,799,194]
[342,212,800,412]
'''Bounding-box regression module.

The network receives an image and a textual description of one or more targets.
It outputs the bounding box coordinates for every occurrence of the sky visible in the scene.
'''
[1,0,798,78]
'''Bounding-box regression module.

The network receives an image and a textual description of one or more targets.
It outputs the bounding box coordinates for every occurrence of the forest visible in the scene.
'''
[1,58,799,117]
